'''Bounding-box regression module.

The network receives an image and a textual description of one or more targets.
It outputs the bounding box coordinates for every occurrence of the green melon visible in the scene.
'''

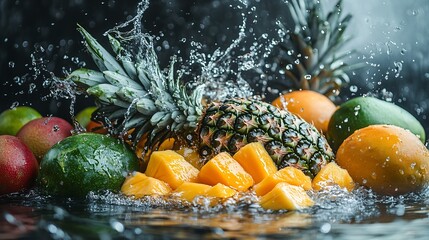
[327,97,426,151]
[37,133,140,197]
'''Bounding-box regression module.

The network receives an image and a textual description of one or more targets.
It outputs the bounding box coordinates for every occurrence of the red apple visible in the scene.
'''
[17,117,74,161]
[0,135,38,195]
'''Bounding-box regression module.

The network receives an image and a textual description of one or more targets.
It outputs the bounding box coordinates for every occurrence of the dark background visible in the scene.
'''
[1,0,429,138]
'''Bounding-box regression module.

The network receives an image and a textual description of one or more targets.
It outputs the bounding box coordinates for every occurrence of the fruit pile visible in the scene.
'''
[2,0,429,213]
[1,88,429,211]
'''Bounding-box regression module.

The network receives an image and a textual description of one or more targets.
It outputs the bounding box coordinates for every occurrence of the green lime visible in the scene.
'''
[75,106,97,128]
[37,133,140,197]
[0,106,42,135]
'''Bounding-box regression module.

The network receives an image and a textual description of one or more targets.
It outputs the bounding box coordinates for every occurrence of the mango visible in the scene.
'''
[173,182,212,202]
[145,150,199,189]
[260,182,314,211]
[205,183,237,199]
[176,146,203,169]
[198,152,254,191]
[312,162,354,192]
[336,125,429,195]
[254,166,312,196]
[233,142,277,184]
[121,172,171,198]
[327,97,426,151]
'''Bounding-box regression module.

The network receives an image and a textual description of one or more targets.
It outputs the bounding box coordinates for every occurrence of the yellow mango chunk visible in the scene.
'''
[254,166,312,196]
[198,152,254,191]
[312,162,355,192]
[260,182,314,211]
[145,150,199,189]
[233,142,278,184]
[205,183,237,199]
[173,182,212,202]
[176,147,203,169]
[121,172,171,198]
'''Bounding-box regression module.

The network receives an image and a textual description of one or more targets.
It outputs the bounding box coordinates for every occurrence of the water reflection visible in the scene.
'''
[1,187,429,239]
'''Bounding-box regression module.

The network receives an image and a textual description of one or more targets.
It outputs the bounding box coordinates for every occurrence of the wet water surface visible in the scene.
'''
[2,187,429,239]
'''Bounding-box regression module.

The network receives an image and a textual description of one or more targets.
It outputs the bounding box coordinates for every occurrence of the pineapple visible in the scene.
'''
[274,0,358,97]
[67,25,334,178]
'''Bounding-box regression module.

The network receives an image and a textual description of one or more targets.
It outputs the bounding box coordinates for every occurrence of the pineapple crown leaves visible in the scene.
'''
[276,0,360,96]
[67,25,204,150]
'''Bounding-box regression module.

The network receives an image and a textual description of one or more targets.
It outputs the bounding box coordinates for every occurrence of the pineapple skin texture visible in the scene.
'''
[197,99,334,178]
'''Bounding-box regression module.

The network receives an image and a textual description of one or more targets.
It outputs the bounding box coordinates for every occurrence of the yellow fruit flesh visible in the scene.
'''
[254,167,312,196]
[233,142,277,184]
[204,183,237,199]
[173,182,212,202]
[312,162,355,192]
[121,172,171,198]
[176,147,203,169]
[145,150,199,189]
[198,152,254,191]
[260,182,314,211]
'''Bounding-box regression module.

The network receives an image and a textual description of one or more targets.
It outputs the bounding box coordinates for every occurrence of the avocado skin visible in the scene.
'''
[327,97,426,151]
[37,133,140,197]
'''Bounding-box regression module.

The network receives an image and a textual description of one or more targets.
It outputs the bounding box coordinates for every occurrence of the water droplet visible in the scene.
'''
[53,125,60,132]
[10,102,20,109]
[110,220,125,232]
[349,85,358,93]
[320,223,331,233]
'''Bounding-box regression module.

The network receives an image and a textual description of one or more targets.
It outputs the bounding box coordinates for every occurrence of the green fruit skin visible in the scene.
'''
[37,133,139,197]
[327,97,426,151]
[76,106,97,128]
[0,106,42,135]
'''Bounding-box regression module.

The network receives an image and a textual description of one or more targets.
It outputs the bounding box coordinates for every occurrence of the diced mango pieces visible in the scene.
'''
[205,183,237,199]
[312,162,355,192]
[233,142,278,184]
[198,152,254,191]
[260,182,314,211]
[176,146,203,169]
[121,172,172,198]
[173,182,212,202]
[145,150,199,189]
[254,166,312,196]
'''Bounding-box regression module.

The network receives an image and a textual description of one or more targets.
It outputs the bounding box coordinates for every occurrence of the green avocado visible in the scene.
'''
[327,97,426,151]
[37,133,140,197]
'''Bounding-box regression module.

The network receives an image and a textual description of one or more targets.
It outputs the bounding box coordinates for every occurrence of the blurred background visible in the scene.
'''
[1,0,428,133]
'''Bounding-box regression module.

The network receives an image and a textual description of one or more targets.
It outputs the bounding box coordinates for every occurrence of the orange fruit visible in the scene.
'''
[0,106,42,135]
[272,90,336,133]
[86,120,108,134]
[336,125,429,196]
